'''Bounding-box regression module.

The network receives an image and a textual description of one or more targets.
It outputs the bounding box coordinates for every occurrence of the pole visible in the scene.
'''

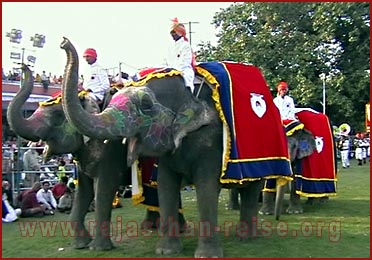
[322,77,326,114]
[182,21,199,47]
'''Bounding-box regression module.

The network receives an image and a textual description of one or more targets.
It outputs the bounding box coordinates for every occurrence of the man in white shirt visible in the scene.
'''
[273,81,297,122]
[23,142,41,187]
[167,18,196,93]
[36,181,57,211]
[82,48,110,104]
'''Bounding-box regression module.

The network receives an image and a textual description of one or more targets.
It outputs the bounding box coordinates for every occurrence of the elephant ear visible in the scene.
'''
[295,129,317,159]
[172,101,213,148]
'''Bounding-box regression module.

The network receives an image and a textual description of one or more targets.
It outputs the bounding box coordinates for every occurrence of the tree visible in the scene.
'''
[197,2,370,132]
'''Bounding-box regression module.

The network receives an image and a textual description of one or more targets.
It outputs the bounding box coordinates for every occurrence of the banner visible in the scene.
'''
[366,103,370,132]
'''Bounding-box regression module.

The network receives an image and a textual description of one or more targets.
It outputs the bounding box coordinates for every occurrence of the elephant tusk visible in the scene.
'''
[122,138,127,144]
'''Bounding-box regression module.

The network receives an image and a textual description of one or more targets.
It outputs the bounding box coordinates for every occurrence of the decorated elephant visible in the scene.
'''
[60,37,293,257]
[258,109,337,219]
[7,64,128,250]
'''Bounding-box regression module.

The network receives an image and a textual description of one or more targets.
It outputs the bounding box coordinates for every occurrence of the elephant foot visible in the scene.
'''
[286,205,303,214]
[258,205,274,215]
[141,211,187,233]
[194,240,223,258]
[88,237,114,251]
[319,197,329,203]
[225,202,240,210]
[72,235,92,249]
[155,237,183,255]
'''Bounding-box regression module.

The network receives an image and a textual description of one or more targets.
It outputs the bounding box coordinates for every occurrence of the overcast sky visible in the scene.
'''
[2,2,233,77]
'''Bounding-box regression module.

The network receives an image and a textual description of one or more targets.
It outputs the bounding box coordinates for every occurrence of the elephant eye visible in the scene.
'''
[140,94,153,111]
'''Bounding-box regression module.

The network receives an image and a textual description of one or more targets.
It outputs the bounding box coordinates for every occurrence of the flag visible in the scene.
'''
[10,52,21,59]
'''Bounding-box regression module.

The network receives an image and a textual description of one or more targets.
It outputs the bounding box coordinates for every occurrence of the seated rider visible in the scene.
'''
[273,81,297,124]
[166,18,196,93]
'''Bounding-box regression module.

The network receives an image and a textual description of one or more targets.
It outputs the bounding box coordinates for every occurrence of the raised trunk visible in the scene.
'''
[60,37,134,140]
[6,65,42,141]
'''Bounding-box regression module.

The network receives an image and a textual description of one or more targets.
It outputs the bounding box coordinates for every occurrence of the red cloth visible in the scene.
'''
[295,110,336,180]
[20,191,40,212]
[224,62,289,160]
[52,183,67,199]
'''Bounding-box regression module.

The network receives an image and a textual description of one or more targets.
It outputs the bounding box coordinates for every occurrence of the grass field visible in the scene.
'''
[2,159,370,258]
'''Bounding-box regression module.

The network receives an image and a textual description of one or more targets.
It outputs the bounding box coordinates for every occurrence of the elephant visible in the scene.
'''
[7,64,186,251]
[258,111,337,220]
[7,64,127,250]
[60,37,293,257]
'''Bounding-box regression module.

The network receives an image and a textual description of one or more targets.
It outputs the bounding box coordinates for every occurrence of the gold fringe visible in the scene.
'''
[286,123,305,136]
[127,70,182,88]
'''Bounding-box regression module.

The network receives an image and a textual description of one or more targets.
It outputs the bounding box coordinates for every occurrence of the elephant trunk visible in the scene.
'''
[274,183,286,220]
[6,64,42,141]
[60,37,135,140]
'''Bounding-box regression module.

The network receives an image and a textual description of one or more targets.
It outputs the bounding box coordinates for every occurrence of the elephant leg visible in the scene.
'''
[155,165,183,255]
[70,172,94,249]
[258,191,275,215]
[238,180,264,240]
[141,209,159,230]
[227,188,240,210]
[89,168,121,251]
[287,180,303,214]
[193,176,222,258]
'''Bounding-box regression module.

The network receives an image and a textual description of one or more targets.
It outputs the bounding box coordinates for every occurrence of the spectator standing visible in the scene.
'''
[56,160,66,181]
[40,71,49,93]
[23,142,41,187]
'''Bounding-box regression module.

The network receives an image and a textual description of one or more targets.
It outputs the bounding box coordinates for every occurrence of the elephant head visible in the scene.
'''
[6,64,84,160]
[60,37,213,165]
[287,128,317,160]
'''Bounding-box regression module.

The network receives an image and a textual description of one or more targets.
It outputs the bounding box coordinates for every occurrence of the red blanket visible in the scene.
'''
[295,109,337,196]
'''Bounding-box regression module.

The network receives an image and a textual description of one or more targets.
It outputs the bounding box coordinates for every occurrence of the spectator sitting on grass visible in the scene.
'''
[36,181,57,213]
[52,176,68,202]
[18,182,51,217]
[57,188,73,213]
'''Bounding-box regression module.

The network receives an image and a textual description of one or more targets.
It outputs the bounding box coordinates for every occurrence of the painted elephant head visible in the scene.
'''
[287,128,317,160]
[60,37,213,165]
[6,64,84,160]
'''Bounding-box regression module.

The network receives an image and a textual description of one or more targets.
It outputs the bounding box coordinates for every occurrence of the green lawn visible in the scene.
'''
[2,159,370,258]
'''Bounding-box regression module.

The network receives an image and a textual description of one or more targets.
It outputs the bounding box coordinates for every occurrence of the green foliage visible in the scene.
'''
[197,2,370,132]
[2,161,370,257]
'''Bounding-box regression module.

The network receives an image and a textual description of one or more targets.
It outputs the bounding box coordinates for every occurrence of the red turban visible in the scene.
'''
[83,48,97,58]
[170,18,188,41]
[276,81,288,91]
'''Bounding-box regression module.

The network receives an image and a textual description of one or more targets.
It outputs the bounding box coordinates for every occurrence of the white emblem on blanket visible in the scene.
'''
[250,93,266,118]
[315,136,324,153]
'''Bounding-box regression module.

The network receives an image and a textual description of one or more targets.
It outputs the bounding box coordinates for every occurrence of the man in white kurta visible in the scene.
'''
[273,81,297,121]
[167,18,196,93]
[82,48,110,103]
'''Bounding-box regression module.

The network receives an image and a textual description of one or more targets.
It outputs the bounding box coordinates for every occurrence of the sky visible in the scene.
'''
[2,2,233,77]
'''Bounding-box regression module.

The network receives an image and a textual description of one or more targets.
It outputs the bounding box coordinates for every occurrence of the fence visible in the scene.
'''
[2,145,76,205]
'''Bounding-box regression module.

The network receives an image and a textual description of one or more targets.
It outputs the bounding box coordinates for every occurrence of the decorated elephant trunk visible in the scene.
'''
[60,37,138,140]
[6,64,43,141]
